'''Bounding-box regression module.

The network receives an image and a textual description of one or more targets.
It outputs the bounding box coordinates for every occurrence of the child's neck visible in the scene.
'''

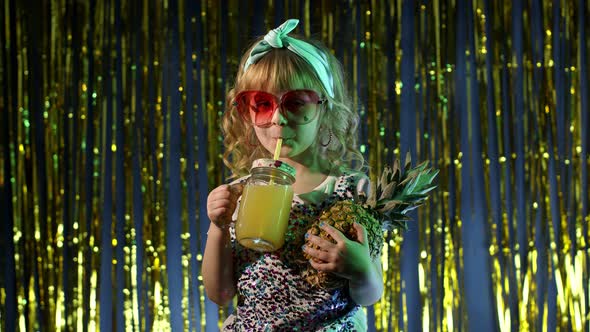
[279,156,331,195]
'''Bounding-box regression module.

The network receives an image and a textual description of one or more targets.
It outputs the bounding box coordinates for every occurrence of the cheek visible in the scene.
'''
[296,123,320,146]
[253,128,267,141]
[253,128,274,148]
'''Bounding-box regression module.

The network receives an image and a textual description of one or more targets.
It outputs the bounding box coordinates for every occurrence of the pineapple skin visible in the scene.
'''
[303,200,383,289]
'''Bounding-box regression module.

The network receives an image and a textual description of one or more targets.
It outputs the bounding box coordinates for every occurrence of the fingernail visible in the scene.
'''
[320,222,325,227]
[301,245,306,251]
[304,233,310,239]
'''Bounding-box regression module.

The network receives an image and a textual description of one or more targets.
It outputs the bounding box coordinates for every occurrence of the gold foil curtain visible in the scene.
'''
[0,0,588,331]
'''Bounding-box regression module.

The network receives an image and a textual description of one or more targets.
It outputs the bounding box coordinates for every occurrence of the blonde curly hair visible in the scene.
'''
[222,35,365,177]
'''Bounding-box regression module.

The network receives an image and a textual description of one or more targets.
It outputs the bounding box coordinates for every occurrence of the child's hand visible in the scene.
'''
[206,183,244,230]
[303,222,372,281]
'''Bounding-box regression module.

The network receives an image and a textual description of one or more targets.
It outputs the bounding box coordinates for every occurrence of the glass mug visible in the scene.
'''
[235,158,296,252]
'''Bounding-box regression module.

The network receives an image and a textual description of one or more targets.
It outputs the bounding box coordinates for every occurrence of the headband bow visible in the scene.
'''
[243,19,335,99]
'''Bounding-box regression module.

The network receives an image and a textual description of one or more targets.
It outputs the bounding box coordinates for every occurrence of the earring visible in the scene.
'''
[320,129,333,147]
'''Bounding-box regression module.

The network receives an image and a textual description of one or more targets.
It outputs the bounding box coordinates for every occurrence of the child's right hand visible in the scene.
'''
[206,183,244,230]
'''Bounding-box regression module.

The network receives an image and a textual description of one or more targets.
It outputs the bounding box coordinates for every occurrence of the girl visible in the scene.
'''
[203,19,383,331]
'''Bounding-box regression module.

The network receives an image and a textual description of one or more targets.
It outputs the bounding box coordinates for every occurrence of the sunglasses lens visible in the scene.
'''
[251,92,277,126]
[237,91,277,126]
[283,90,320,124]
[235,90,322,126]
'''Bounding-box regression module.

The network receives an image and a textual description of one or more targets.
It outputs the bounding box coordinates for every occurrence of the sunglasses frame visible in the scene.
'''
[233,89,327,128]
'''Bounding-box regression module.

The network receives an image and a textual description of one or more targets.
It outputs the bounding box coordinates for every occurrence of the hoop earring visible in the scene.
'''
[320,129,333,147]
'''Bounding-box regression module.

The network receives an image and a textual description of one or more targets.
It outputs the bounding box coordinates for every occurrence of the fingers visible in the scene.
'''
[208,185,242,205]
[303,232,343,274]
[207,185,230,203]
[353,222,369,245]
[305,233,335,250]
[229,183,244,197]
[207,198,232,212]
[320,223,346,244]
[304,221,373,279]
[207,207,228,220]
[206,184,242,228]
[302,244,332,262]
[308,258,336,272]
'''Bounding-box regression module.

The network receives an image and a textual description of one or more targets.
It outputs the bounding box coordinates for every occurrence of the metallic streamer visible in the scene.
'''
[399,0,420,330]
[1,0,589,331]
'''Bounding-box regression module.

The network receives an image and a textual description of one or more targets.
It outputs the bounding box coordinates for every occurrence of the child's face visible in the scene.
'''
[251,88,323,160]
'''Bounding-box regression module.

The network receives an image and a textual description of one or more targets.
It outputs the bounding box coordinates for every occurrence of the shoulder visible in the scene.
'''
[335,170,370,201]
[341,170,370,194]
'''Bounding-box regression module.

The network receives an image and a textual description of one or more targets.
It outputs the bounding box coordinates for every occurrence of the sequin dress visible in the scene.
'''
[222,172,370,331]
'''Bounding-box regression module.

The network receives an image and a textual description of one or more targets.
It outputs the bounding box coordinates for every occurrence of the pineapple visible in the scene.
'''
[302,153,439,289]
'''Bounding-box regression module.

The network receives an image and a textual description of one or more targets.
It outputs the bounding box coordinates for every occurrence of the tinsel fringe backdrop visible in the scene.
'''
[0,0,588,331]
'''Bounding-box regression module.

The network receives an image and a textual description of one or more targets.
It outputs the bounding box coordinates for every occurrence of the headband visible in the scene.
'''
[243,19,335,99]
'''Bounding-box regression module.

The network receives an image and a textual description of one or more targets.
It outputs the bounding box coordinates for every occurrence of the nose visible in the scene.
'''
[271,107,288,126]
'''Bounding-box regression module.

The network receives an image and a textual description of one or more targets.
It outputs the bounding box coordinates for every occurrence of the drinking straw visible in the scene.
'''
[273,138,283,160]
[269,138,282,185]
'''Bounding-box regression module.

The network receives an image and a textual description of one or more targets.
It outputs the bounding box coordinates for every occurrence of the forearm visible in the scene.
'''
[202,224,236,305]
[348,259,383,306]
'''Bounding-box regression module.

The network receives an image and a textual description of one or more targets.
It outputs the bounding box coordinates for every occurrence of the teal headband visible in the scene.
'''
[243,19,335,99]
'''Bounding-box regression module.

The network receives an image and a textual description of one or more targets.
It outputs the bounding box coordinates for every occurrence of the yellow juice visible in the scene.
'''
[236,183,294,251]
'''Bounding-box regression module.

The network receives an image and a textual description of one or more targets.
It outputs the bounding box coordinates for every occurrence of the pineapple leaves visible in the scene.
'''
[370,155,439,230]
[403,151,412,171]
[379,181,397,201]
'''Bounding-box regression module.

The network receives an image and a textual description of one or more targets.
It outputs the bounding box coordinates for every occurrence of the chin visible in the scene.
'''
[263,145,292,158]
[283,148,296,158]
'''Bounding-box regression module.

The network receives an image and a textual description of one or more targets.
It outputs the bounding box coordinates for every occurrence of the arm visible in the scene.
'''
[348,253,383,306]
[347,174,383,305]
[202,223,235,305]
[202,184,242,305]
[304,222,384,306]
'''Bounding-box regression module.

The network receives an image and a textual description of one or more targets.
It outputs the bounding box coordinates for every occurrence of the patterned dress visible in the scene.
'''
[222,172,370,331]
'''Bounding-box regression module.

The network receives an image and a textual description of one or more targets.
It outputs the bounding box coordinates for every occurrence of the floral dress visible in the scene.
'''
[222,172,370,331]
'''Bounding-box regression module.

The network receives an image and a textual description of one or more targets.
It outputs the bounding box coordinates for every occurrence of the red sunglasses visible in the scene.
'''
[233,90,326,127]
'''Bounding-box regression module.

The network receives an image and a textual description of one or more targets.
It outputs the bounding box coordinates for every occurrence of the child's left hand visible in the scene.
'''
[303,222,372,281]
